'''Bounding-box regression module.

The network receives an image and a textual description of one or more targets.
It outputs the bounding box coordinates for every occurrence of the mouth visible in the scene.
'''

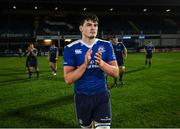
[90,32,96,34]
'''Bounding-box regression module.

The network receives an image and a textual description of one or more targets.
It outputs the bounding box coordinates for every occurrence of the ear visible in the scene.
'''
[79,25,83,32]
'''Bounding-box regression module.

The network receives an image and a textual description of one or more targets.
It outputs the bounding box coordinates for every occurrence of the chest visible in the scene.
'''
[50,48,57,53]
[73,45,107,65]
[114,44,123,53]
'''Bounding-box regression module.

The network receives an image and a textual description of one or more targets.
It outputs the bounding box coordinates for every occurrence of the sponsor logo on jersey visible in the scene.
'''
[75,49,82,54]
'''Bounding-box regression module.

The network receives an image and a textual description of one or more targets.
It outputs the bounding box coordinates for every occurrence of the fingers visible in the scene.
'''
[85,48,103,66]
[95,54,101,65]
[95,48,102,65]
[84,48,92,66]
[87,48,92,60]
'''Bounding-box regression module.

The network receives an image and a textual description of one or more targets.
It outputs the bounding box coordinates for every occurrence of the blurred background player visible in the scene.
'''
[110,36,127,86]
[144,41,155,68]
[18,48,22,57]
[25,46,30,73]
[48,41,59,76]
[26,43,39,79]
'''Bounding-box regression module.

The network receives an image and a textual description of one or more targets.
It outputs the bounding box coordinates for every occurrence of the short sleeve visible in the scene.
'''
[63,46,76,66]
[107,43,116,62]
[121,43,126,49]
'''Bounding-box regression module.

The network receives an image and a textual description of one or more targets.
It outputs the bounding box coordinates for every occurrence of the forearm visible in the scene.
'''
[31,51,37,56]
[48,52,50,59]
[26,52,30,56]
[123,53,127,60]
[64,63,87,85]
[56,52,59,59]
[124,48,127,59]
[99,61,119,78]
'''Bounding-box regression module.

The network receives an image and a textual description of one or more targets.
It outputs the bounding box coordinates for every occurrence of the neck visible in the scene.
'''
[82,37,96,45]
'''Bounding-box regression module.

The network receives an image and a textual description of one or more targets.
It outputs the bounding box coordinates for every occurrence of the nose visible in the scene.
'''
[91,25,97,30]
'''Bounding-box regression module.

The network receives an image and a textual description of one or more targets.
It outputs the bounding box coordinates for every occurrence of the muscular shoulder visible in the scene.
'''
[117,42,124,46]
[97,39,111,45]
[64,40,82,55]
[67,40,82,48]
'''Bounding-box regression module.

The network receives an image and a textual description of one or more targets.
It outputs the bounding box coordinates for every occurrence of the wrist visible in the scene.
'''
[99,60,104,67]
[82,63,88,69]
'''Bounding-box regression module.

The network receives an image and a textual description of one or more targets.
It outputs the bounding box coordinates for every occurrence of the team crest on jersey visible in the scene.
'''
[99,46,106,53]
[75,49,82,54]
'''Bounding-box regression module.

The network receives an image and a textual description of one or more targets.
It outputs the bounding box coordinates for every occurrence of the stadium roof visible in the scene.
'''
[1,0,180,6]
[0,0,180,16]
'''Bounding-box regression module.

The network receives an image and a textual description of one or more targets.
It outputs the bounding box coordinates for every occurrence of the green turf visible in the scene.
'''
[0,52,179,128]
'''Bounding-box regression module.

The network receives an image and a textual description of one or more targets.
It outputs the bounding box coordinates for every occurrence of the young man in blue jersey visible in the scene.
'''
[26,43,39,79]
[48,42,59,76]
[63,13,119,129]
[144,41,155,68]
[110,36,127,86]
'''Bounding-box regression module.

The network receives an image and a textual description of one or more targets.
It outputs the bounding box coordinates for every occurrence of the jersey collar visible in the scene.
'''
[80,38,99,48]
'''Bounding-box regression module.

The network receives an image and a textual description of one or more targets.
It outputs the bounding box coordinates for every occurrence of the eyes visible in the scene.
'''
[85,23,98,27]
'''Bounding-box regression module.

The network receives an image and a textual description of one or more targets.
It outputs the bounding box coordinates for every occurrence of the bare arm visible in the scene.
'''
[26,47,31,56]
[56,49,59,60]
[48,51,50,60]
[64,48,92,85]
[144,48,147,55]
[123,47,128,60]
[26,51,30,56]
[64,64,87,85]
[99,60,119,78]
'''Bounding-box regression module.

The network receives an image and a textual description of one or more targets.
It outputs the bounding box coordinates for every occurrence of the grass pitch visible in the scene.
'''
[0,52,179,128]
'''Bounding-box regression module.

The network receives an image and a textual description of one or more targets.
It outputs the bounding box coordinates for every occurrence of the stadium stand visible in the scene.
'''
[0,0,180,56]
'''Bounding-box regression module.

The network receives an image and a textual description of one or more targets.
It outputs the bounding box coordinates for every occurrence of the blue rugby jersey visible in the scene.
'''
[145,45,154,54]
[112,42,126,62]
[49,46,58,60]
[63,38,116,95]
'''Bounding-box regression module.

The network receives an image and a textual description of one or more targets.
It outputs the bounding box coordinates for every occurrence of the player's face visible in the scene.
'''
[80,20,98,39]
[111,38,118,44]
[112,38,118,43]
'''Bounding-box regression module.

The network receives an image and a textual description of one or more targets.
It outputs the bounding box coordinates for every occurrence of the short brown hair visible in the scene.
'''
[79,13,99,26]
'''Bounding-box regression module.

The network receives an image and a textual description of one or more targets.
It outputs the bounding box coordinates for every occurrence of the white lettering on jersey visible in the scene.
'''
[88,65,99,69]
[87,60,99,69]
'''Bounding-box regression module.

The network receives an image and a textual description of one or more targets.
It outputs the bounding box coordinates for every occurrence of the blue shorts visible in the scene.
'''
[117,60,124,66]
[146,53,152,58]
[74,91,111,126]
[28,61,37,68]
[50,58,57,63]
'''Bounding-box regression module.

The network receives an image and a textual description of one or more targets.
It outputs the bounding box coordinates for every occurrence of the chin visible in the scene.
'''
[89,35,96,39]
